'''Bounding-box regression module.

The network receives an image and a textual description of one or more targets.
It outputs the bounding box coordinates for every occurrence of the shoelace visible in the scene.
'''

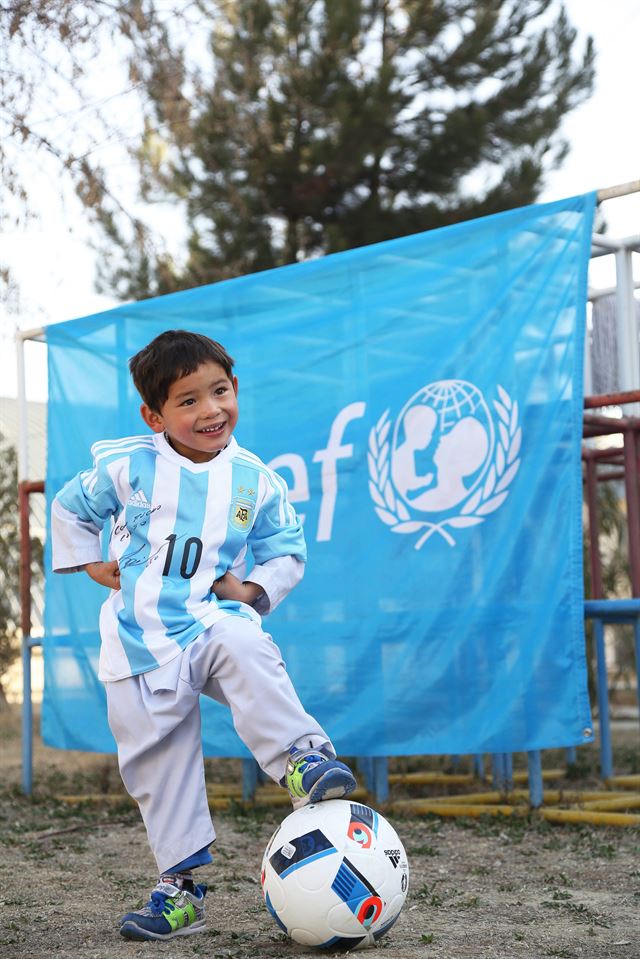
[298,753,325,772]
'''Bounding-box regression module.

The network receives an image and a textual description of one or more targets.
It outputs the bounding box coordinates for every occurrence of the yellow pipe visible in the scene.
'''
[417,791,504,805]
[393,801,640,825]
[423,790,575,805]
[608,774,640,790]
[511,768,565,783]
[556,790,630,802]
[207,784,242,798]
[390,801,518,817]
[507,789,571,805]
[539,808,640,826]
[580,795,640,812]
[508,789,632,805]
[388,772,474,785]
[544,769,568,781]
[388,768,566,786]
[407,789,633,806]
[396,791,585,808]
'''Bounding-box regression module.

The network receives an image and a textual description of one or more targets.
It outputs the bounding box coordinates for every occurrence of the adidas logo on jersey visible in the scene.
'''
[128,489,153,509]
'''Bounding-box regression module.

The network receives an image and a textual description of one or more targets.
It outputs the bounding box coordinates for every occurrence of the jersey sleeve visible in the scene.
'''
[51,452,122,573]
[246,468,306,613]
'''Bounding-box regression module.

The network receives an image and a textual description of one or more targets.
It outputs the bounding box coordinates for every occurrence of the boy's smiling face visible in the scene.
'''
[141,360,239,462]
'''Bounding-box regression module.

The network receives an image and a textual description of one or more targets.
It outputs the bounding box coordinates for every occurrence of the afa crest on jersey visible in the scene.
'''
[229,493,256,531]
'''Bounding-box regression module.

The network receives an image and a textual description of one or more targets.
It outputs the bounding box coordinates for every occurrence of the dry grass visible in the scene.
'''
[0,706,639,958]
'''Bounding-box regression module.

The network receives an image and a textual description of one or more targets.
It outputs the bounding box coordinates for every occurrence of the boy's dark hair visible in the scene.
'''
[129,330,235,411]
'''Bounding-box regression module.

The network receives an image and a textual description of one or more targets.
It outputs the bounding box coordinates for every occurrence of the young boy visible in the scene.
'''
[51,329,356,941]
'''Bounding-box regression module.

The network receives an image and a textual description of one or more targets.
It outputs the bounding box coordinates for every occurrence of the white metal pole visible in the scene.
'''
[15,325,45,798]
[596,180,640,202]
[583,304,593,397]
[589,279,640,302]
[15,331,30,483]
[14,326,46,484]
[614,247,640,414]
[591,234,622,254]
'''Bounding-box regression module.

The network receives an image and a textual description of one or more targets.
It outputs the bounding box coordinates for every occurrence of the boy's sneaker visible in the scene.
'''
[285,747,357,809]
[119,873,207,941]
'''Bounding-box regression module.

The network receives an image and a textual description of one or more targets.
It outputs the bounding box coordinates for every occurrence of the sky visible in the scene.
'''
[1,0,638,403]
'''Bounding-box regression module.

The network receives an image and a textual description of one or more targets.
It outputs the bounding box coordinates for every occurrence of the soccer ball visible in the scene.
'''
[260,799,409,949]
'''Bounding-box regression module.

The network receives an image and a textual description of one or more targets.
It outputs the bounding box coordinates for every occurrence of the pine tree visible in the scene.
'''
[88,1,595,298]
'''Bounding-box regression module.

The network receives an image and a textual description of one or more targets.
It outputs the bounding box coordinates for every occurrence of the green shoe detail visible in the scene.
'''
[164,898,197,932]
[120,875,207,941]
[286,752,315,799]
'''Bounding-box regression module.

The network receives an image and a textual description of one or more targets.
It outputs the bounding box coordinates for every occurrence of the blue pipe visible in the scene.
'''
[472,754,485,779]
[492,753,507,792]
[584,599,640,620]
[527,751,543,808]
[242,757,258,801]
[491,753,500,790]
[372,757,389,804]
[357,757,375,793]
[491,752,513,791]
[593,617,613,779]
[503,752,513,791]
[21,636,42,796]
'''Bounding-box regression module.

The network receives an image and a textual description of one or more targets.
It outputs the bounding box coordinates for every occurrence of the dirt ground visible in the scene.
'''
[1,707,639,959]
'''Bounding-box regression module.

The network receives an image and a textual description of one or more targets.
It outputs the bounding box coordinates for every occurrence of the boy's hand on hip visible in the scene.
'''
[84,561,121,590]
[212,571,264,608]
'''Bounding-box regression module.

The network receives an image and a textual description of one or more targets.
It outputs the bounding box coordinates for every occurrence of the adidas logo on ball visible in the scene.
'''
[384,849,402,868]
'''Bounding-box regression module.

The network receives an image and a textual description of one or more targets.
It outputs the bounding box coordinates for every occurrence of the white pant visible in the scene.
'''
[106,615,332,874]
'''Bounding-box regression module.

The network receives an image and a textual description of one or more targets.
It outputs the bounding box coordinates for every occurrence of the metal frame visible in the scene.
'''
[589,231,640,406]
[584,599,640,780]
[16,182,640,803]
[16,327,46,796]
[582,388,640,784]
[19,480,44,795]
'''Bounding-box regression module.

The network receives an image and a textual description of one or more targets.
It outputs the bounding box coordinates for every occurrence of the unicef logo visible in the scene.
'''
[368,380,521,548]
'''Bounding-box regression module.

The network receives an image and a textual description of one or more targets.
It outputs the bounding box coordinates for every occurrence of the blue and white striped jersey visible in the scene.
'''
[52,433,306,681]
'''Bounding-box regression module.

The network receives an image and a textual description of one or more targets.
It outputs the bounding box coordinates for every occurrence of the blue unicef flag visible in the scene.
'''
[43,193,595,757]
